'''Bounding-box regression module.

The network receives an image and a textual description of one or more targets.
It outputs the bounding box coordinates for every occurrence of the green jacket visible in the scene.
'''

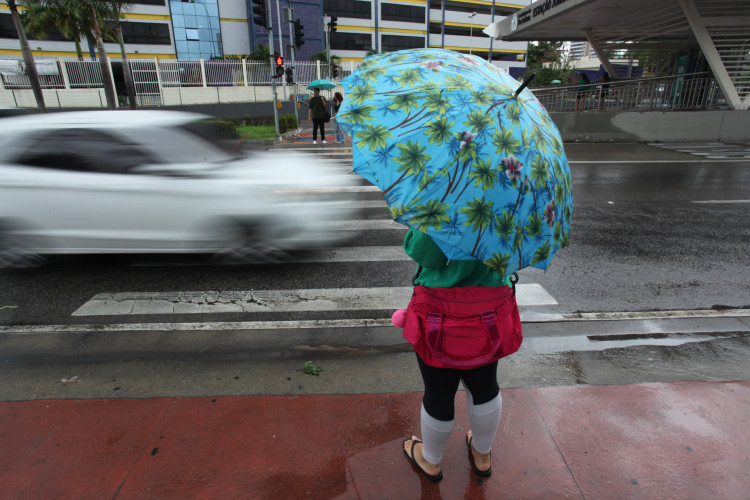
[403,229,511,288]
[310,95,326,120]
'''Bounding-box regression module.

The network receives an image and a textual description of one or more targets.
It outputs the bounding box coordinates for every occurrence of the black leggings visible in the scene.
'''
[416,354,500,422]
[312,118,326,141]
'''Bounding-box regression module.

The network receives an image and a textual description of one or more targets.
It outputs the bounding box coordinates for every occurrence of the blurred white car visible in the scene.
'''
[0,110,356,268]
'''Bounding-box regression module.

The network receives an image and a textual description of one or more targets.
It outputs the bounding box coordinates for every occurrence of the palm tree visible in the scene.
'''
[108,0,137,109]
[383,141,431,195]
[355,124,392,152]
[348,83,376,105]
[484,252,510,276]
[495,210,515,244]
[21,0,87,59]
[410,199,451,231]
[78,0,117,109]
[492,128,520,157]
[426,116,453,145]
[8,0,45,111]
[423,90,451,114]
[458,196,496,256]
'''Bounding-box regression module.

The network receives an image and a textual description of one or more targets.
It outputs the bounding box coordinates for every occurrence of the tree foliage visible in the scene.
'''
[523,41,574,87]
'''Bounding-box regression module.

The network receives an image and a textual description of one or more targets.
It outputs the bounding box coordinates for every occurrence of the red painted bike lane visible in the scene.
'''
[1,381,748,499]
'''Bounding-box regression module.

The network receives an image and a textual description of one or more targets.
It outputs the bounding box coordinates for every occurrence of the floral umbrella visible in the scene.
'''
[336,48,573,277]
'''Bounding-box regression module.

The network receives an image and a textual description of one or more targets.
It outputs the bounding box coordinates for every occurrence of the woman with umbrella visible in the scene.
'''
[336,49,572,483]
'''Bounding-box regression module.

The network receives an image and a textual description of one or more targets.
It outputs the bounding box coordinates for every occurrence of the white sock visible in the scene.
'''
[420,404,454,465]
[467,392,502,455]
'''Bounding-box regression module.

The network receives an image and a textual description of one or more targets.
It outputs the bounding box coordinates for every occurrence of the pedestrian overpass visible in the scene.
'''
[485,0,750,111]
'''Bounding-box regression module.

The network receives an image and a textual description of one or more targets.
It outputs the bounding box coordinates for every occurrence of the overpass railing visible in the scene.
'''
[532,72,728,112]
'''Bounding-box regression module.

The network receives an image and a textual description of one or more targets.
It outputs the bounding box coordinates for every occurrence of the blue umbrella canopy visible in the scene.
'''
[336,48,572,277]
[307,79,336,90]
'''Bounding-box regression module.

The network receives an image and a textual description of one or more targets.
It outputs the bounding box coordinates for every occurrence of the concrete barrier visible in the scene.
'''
[551,111,750,143]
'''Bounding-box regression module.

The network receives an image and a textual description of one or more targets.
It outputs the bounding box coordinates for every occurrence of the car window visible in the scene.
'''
[14,128,158,174]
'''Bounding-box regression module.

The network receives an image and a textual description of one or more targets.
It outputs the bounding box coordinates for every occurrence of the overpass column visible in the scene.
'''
[582,29,618,78]
[677,0,746,110]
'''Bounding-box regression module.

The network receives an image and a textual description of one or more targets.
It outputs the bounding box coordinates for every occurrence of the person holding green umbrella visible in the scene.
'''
[308,87,327,144]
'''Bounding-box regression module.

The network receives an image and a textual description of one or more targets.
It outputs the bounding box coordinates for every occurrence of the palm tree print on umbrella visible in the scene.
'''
[336,48,573,277]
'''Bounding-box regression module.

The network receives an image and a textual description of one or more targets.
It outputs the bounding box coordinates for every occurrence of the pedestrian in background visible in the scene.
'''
[308,88,327,144]
[332,92,345,143]
[596,71,611,111]
[576,72,590,112]
[399,228,513,482]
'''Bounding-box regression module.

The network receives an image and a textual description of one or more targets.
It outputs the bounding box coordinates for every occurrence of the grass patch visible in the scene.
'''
[238,125,278,139]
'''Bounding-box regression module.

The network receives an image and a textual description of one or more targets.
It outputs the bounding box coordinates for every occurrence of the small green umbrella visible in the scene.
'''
[307,79,336,90]
[550,79,562,84]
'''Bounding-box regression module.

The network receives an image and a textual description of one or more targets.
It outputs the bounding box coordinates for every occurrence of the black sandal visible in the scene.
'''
[403,438,444,482]
[466,434,492,477]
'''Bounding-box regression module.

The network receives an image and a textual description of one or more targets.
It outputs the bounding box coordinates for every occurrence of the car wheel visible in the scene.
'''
[0,229,46,269]
[213,223,289,265]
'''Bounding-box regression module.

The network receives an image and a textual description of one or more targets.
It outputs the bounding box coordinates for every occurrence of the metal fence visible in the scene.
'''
[1,56,729,112]
[532,72,727,112]
[0,56,363,88]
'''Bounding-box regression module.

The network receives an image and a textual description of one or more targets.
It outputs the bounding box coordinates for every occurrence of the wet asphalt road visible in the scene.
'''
[1,142,749,400]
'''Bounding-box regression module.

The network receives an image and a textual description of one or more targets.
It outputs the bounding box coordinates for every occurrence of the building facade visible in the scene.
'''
[2,0,528,72]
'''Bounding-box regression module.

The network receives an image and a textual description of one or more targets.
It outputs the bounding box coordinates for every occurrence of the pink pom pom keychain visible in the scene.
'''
[391,309,407,328]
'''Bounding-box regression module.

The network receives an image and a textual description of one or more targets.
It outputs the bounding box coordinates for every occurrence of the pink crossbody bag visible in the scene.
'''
[403,276,523,369]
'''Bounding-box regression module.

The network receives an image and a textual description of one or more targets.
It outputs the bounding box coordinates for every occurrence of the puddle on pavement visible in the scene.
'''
[520,332,740,355]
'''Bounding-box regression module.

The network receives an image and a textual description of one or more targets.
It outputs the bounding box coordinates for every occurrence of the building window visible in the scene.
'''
[381,34,424,51]
[170,0,222,59]
[135,0,166,5]
[114,21,172,45]
[0,14,69,41]
[429,1,519,17]
[429,22,481,37]
[324,0,372,20]
[382,3,425,23]
[330,32,372,51]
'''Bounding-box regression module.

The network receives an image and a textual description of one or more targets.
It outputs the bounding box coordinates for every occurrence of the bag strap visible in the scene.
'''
[412,265,422,286]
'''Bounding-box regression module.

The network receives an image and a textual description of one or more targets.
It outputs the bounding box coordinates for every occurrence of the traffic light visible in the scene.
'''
[285,67,294,84]
[274,55,284,78]
[293,19,305,47]
[331,64,339,79]
[329,16,338,33]
[252,0,267,28]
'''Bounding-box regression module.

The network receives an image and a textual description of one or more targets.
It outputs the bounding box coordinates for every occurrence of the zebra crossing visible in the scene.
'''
[71,144,564,324]
[649,142,750,160]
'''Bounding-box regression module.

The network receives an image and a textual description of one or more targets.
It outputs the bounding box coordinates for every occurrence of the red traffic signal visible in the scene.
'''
[274,56,284,67]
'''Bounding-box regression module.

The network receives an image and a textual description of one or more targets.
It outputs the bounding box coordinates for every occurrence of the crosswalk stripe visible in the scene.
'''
[130,246,412,267]
[339,200,388,208]
[71,285,557,316]
[323,220,408,230]
[294,246,409,262]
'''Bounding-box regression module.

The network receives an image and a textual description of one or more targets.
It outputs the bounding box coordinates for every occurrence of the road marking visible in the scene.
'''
[565,309,750,321]
[71,285,557,316]
[339,200,388,208]
[332,185,381,192]
[131,246,412,267]
[691,200,750,204]
[3,308,749,336]
[569,159,739,164]
[323,220,408,230]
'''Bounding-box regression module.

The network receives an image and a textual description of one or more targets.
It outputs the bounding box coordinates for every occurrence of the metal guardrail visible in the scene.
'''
[532,72,728,112]
[1,57,728,113]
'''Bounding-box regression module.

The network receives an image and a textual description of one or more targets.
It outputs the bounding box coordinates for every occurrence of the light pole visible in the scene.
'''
[468,12,476,55]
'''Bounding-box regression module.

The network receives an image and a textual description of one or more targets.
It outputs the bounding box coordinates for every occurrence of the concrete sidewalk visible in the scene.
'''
[1,380,748,499]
